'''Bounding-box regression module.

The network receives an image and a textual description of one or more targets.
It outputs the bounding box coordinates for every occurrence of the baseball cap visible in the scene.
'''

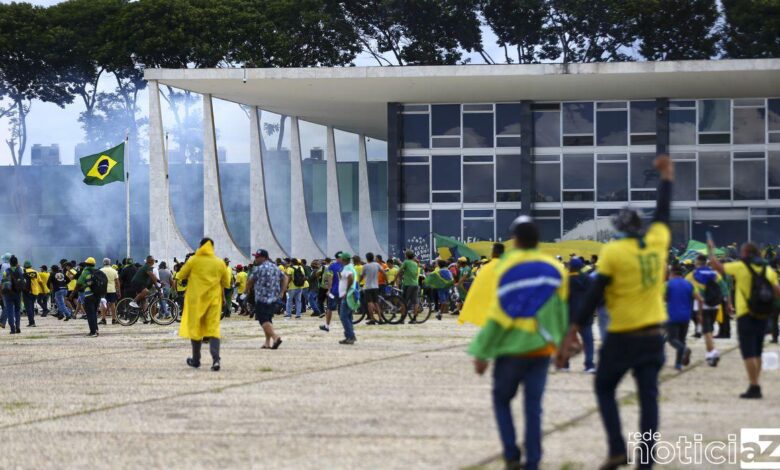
[570,258,584,271]
[84,257,96,265]
[253,249,269,258]
[338,252,352,261]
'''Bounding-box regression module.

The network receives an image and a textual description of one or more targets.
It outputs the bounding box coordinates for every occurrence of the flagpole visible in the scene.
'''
[125,134,131,260]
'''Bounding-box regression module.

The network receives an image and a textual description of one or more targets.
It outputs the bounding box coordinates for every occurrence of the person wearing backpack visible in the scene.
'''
[284,259,307,319]
[709,240,780,399]
[75,257,104,337]
[685,255,729,367]
[22,261,41,328]
[2,255,24,334]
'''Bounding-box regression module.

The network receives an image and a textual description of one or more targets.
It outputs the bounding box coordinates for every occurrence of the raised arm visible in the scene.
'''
[653,155,674,224]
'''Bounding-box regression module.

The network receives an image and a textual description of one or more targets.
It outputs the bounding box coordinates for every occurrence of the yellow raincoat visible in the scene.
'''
[177,241,230,340]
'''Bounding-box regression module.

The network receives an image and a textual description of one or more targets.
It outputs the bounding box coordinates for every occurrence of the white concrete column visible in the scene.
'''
[148,80,192,263]
[326,126,355,256]
[357,134,386,257]
[202,94,248,263]
[250,107,286,258]
[289,116,325,260]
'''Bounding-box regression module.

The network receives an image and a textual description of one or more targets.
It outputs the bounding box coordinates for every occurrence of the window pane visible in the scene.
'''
[432,192,460,203]
[630,153,659,189]
[497,209,523,241]
[463,164,494,203]
[537,218,561,242]
[597,163,628,201]
[463,113,494,148]
[431,155,460,191]
[563,209,595,238]
[432,210,461,239]
[401,114,429,149]
[400,165,429,203]
[670,109,696,145]
[630,101,656,134]
[463,219,494,242]
[734,160,765,200]
[698,99,730,132]
[673,161,696,201]
[496,155,522,190]
[431,104,460,136]
[401,220,431,259]
[534,163,560,202]
[751,217,780,245]
[769,99,780,131]
[563,154,594,189]
[692,219,747,245]
[496,103,522,136]
[596,111,628,146]
[733,107,766,144]
[698,152,730,188]
[562,102,594,134]
[533,111,560,147]
[770,152,780,187]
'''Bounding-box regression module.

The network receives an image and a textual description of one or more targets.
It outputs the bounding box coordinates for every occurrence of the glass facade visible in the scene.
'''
[397,98,780,257]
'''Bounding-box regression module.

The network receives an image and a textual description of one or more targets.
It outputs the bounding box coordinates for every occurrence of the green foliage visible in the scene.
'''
[721,0,780,59]
[632,0,719,61]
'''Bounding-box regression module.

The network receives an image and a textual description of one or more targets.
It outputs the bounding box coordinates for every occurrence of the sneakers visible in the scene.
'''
[27,323,36,328]
[87,332,98,337]
[706,351,720,367]
[682,347,692,366]
[211,360,221,372]
[740,385,762,399]
[584,367,597,374]
[129,301,139,308]
[186,358,200,369]
[99,319,107,325]
[319,324,330,332]
[674,363,683,371]
[339,338,356,345]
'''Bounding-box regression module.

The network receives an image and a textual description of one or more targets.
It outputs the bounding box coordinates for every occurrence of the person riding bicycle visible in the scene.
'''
[129,256,160,313]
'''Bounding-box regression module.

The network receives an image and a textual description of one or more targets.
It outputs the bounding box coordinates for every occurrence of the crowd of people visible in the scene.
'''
[2,155,779,469]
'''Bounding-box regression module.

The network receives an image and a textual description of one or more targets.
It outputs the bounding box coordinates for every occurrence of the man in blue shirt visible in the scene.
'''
[666,265,702,370]
[247,249,287,350]
[320,252,343,332]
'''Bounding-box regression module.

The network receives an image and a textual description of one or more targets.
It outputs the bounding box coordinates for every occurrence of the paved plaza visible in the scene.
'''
[0,314,777,469]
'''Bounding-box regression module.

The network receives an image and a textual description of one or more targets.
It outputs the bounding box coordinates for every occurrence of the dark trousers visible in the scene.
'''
[769,310,779,342]
[596,332,664,466]
[191,338,220,363]
[666,322,689,365]
[37,293,49,314]
[716,314,731,337]
[83,295,99,334]
[492,356,550,470]
[23,292,36,325]
[2,293,21,331]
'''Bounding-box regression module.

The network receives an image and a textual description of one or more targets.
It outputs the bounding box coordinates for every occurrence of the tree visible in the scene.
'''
[480,0,553,63]
[342,0,485,65]
[721,0,780,59]
[632,0,719,61]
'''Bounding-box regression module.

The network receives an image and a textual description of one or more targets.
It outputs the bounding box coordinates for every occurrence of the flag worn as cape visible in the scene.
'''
[424,270,454,289]
[79,143,124,186]
[458,258,498,327]
[434,233,480,262]
[468,250,569,360]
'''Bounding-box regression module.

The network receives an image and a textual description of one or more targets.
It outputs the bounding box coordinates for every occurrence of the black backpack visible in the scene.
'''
[703,278,722,307]
[292,266,306,287]
[744,262,775,319]
[2,267,25,293]
[89,268,109,298]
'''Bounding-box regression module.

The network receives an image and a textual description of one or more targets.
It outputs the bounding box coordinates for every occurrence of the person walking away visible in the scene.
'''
[2,256,24,334]
[234,265,248,316]
[427,260,454,321]
[360,253,384,325]
[178,238,231,371]
[320,256,340,332]
[285,259,307,319]
[470,216,569,470]
[222,258,235,318]
[246,249,286,350]
[708,240,780,399]
[666,265,698,371]
[564,257,595,373]
[157,261,173,320]
[119,258,138,299]
[75,257,105,337]
[337,252,358,345]
[397,251,420,323]
[21,262,41,327]
[100,258,120,325]
[558,154,674,469]
[685,254,729,366]
[50,265,72,321]
[0,253,10,329]
[306,260,323,318]
[37,265,50,317]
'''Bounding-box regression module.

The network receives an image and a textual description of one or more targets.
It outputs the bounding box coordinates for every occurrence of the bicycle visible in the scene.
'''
[379,286,432,324]
[115,289,179,326]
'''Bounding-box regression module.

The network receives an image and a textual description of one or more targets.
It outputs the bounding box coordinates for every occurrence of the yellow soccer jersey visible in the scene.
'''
[598,222,670,332]
[724,261,779,318]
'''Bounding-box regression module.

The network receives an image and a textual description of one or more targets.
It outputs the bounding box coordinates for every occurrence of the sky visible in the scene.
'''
[0,0,504,166]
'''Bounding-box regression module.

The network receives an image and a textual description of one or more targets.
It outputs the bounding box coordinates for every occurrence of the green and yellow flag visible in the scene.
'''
[79,143,124,186]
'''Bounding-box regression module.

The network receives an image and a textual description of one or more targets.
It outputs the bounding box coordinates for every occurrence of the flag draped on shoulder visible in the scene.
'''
[79,143,124,186]
[458,258,498,327]
[468,250,569,360]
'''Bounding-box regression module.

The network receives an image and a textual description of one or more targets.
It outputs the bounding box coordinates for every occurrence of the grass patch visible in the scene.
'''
[22,335,47,340]
[2,401,32,412]
[257,367,273,373]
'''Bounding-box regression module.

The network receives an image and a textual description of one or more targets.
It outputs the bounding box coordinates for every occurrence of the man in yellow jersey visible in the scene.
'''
[235,264,248,315]
[708,239,780,399]
[558,155,674,470]
[22,261,41,327]
[37,265,50,317]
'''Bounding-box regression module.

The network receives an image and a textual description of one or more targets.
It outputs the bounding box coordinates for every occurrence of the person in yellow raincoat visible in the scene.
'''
[178,238,231,371]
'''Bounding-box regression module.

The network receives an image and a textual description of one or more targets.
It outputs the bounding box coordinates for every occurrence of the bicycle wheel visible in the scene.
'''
[379,296,406,325]
[410,302,432,324]
[352,309,365,325]
[115,298,140,326]
[151,299,177,326]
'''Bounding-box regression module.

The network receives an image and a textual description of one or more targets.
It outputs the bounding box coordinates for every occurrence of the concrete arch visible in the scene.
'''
[202,94,249,264]
[357,134,386,258]
[250,107,287,259]
[148,80,193,263]
[289,116,325,260]
[326,126,356,257]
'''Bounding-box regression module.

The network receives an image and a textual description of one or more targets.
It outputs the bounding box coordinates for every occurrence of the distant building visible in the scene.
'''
[309,147,324,160]
[218,146,227,162]
[31,144,60,166]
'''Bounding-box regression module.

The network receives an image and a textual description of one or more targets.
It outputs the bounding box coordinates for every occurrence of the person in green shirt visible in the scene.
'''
[75,257,100,337]
[397,250,421,319]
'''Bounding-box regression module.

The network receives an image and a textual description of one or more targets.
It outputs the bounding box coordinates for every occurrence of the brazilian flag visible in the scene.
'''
[79,143,124,186]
